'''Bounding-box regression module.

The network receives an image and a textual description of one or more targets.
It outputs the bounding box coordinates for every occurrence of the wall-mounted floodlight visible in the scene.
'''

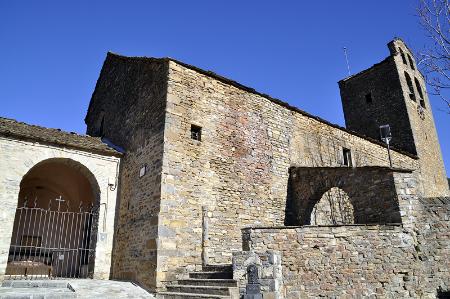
[380,125,393,168]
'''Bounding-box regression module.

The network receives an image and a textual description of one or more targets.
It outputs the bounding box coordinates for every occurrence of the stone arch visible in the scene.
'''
[18,158,101,208]
[310,187,354,225]
[6,157,101,278]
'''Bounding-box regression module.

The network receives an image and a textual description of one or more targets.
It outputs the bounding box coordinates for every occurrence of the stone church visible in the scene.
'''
[0,38,449,298]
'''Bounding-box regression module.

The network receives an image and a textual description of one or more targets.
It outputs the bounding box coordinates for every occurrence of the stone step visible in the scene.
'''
[189,271,232,280]
[158,291,228,299]
[166,285,230,296]
[0,280,76,299]
[177,279,237,287]
[0,287,77,299]
[2,280,72,289]
[201,265,232,273]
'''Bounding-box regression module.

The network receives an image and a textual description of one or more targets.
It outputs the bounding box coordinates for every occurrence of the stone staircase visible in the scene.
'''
[158,265,238,299]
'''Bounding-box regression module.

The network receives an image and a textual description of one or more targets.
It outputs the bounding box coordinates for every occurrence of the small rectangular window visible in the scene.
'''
[191,125,202,141]
[365,93,373,103]
[343,148,352,167]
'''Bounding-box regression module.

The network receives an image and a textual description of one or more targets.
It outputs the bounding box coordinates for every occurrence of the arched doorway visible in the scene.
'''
[310,187,354,225]
[6,158,100,279]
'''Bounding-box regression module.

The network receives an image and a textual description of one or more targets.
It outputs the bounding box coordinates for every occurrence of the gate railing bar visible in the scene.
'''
[38,207,47,278]
[72,204,83,278]
[44,204,53,279]
[78,209,87,278]
[56,202,64,277]
[69,207,80,278]
[28,199,38,276]
[34,207,42,277]
[10,200,24,278]
[64,209,73,278]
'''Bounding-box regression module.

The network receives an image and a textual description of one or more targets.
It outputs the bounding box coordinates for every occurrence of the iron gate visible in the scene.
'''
[6,197,97,279]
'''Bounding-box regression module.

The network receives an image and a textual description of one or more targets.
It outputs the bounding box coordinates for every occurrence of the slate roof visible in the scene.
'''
[0,117,122,157]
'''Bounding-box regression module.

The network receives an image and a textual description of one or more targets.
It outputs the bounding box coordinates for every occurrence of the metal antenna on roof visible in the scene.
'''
[343,47,351,76]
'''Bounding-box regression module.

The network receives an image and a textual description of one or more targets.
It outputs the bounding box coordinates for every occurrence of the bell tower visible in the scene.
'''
[339,38,449,197]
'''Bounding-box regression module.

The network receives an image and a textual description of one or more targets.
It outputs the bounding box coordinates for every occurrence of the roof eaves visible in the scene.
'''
[0,117,123,157]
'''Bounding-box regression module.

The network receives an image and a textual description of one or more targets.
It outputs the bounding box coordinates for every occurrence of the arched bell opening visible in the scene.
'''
[6,158,100,279]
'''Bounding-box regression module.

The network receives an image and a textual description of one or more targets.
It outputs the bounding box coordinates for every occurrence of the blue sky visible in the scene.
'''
[1,1,449,175]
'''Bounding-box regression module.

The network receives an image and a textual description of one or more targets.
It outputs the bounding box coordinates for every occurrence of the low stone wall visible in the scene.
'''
[414,197,450,294]
[242,224,447,298]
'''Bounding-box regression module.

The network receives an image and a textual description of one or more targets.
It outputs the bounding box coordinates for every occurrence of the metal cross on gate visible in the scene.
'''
[55,196,65,212]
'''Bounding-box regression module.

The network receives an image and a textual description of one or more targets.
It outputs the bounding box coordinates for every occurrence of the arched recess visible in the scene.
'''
[310,187,354,225]
[6,158,101,278]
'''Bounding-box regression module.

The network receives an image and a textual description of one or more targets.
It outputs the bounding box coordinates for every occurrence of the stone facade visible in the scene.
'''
[85,55,168,289]
[83,38,449,295]
[339,39,449,197]
[0,136,120,280]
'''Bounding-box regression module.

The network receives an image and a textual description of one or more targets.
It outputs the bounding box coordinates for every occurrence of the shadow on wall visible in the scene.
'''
[284,166,403,226]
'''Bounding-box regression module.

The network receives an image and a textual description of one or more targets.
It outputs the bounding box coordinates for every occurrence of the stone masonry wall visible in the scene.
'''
[288,167,406,226]
[0,137,120,280]
[240,174,449,298]
[244,225,422,298]
[158,59,419,283]
[85,54,168,290]
[414,197,450,294]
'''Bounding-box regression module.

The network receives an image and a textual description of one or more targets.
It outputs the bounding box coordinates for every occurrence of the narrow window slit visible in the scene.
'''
[407,53,415,70]
[399,48,407,65]
[415,78,424,99]
[404,72,415,101]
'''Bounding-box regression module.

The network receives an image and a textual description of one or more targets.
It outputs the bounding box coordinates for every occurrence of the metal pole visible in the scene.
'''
[386,140,393,168]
